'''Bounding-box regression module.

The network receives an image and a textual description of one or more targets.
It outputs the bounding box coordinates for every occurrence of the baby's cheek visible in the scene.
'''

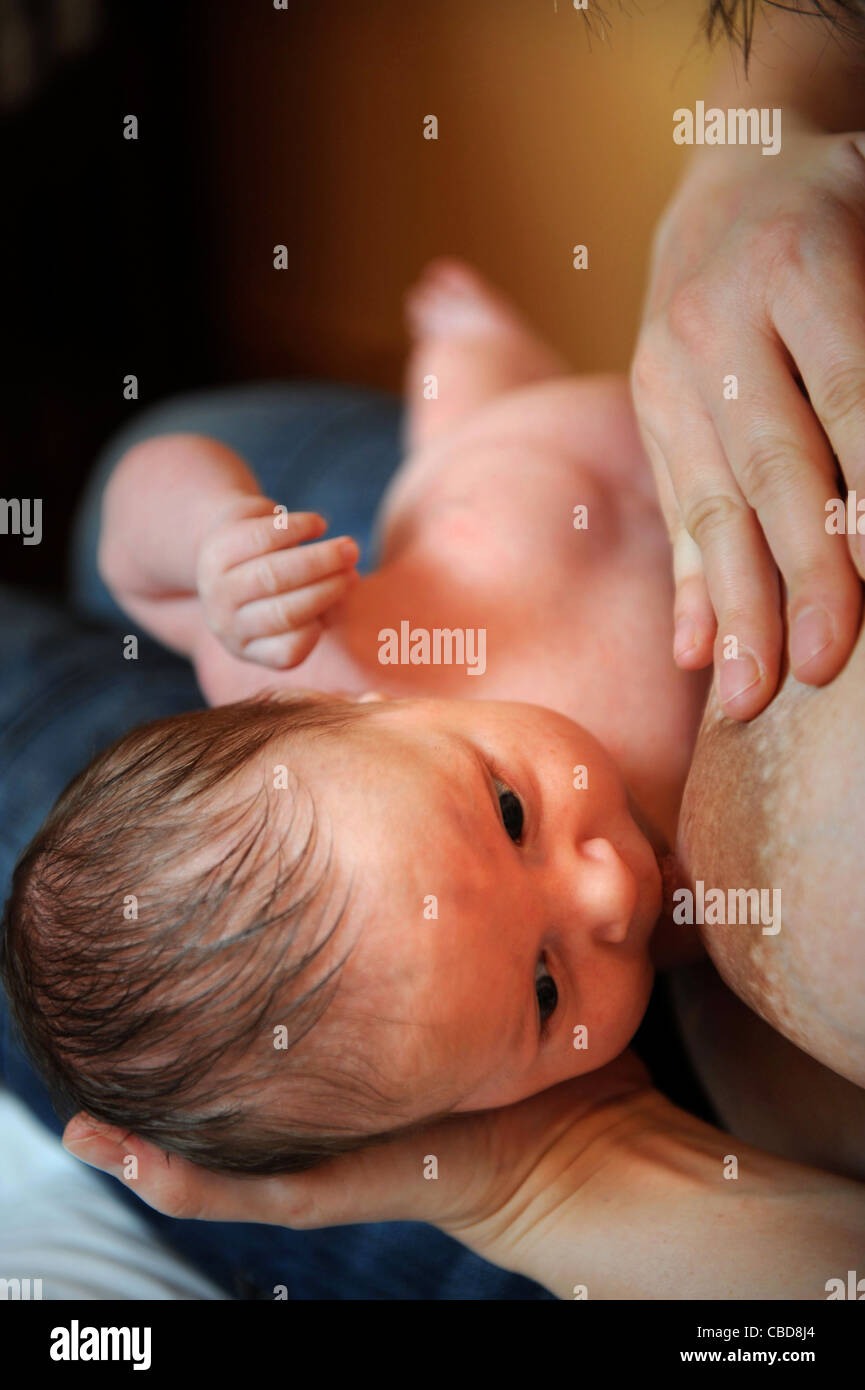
[568,956,653,1076]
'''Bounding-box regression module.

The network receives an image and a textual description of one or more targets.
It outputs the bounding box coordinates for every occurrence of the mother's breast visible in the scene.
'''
[676,660,865,1088]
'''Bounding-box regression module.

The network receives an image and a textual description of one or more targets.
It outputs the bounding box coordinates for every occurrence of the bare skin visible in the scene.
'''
[668,959,865,1184]
[190,262,708,846]
[94,261,709,1125]
[102,260,863,1146]
[73,261,865,1295]
[632,11,865,719]
[667,634,865,1176]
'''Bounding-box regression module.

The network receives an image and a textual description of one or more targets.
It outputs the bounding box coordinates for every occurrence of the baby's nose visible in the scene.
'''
[575,837,638,945]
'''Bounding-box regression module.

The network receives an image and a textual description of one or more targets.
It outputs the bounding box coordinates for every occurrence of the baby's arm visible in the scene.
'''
[98,433,358,676]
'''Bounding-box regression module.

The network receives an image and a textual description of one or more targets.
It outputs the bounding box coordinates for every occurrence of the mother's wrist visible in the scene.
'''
[477,1095,865,1300]
[444,1088,678,1295]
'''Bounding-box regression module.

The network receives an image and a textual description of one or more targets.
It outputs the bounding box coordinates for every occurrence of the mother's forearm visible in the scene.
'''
[475,1095,865,1300]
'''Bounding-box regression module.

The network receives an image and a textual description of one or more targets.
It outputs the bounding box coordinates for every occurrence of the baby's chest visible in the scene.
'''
[417,452,663,634]
[414,449,621,585]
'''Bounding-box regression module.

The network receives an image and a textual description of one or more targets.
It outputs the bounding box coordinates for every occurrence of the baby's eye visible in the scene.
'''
[493,776,524,843]
[535,957,558,1028]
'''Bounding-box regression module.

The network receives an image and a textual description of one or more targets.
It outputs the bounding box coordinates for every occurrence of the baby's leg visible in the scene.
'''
[404,259,568,450]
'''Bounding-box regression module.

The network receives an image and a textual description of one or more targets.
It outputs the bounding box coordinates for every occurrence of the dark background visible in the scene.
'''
[1,0,715,594]
[0,2,722,1118]
[2,0,214,592]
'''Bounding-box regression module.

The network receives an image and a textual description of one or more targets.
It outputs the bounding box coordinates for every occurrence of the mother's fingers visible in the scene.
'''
[639,425,716,669]
[61,1056,653,1244]
[61,1117,296,1225]
[688,488,783,720]
[774,260,865,587]
[710,342,861,688]
[61,1113,463,1231]
[636,369,784,719]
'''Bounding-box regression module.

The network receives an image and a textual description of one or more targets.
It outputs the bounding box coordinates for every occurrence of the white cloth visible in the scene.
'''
[0,1086,227,1300]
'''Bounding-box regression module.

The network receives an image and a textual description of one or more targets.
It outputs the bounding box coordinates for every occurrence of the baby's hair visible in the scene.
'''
[0,694,432,1174]
[703,0,865,64]
[590,0,865,66]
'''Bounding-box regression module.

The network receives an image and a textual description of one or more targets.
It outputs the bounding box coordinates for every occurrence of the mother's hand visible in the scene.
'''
[632,126,865,721]
[62,1051,654,1283]
[63,1044,865,1299]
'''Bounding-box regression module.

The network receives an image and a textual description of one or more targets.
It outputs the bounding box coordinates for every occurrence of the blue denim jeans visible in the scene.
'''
[0,381,554,1300]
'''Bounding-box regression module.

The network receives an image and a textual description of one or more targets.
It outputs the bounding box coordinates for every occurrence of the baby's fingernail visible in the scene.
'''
[338,538,358,562]
[790,605,834,672]
[673,616,697,660]
[718,647,762,707]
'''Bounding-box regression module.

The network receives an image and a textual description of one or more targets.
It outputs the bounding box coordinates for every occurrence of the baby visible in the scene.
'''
[1,262,708,1173]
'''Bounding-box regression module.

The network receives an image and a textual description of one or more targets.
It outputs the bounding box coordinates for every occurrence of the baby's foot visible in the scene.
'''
[404,258,567,447]
[406,259,535,340]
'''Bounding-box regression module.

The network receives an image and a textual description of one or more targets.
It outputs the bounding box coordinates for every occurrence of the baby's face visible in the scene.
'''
[266,696,661,1124]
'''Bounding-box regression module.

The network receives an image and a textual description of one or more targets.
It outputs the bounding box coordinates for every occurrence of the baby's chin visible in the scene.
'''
[571,957,655,1079]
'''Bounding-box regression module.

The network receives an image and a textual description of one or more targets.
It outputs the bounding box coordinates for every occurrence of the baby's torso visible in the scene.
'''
[196,376,708,827]
[310,376,709,820]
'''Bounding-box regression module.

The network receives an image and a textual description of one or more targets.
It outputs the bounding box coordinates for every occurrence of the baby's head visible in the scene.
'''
[1,691,661,1173]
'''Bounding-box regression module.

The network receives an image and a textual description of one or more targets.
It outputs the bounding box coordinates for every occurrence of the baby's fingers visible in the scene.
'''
[241,622,326,670]
[236,569,358,648]
[226,534,359,608]
[203,507,329,579]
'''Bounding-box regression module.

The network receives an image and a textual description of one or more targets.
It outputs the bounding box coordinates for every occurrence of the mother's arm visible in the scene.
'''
[63,1050,865,1300]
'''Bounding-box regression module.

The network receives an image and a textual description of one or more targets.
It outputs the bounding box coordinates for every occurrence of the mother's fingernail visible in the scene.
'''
[62,1136,124,1178]
[790,605,834,672]
[718,648,761,706]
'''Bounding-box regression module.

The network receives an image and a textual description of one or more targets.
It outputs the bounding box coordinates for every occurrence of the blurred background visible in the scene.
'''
[1,0,721,593]
[0,0,730,1178]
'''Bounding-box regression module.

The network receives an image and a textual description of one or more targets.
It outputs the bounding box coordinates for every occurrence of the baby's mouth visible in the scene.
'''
[658,851,687,921]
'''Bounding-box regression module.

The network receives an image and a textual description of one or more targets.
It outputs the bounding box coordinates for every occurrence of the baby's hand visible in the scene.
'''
[196,495,359,669]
